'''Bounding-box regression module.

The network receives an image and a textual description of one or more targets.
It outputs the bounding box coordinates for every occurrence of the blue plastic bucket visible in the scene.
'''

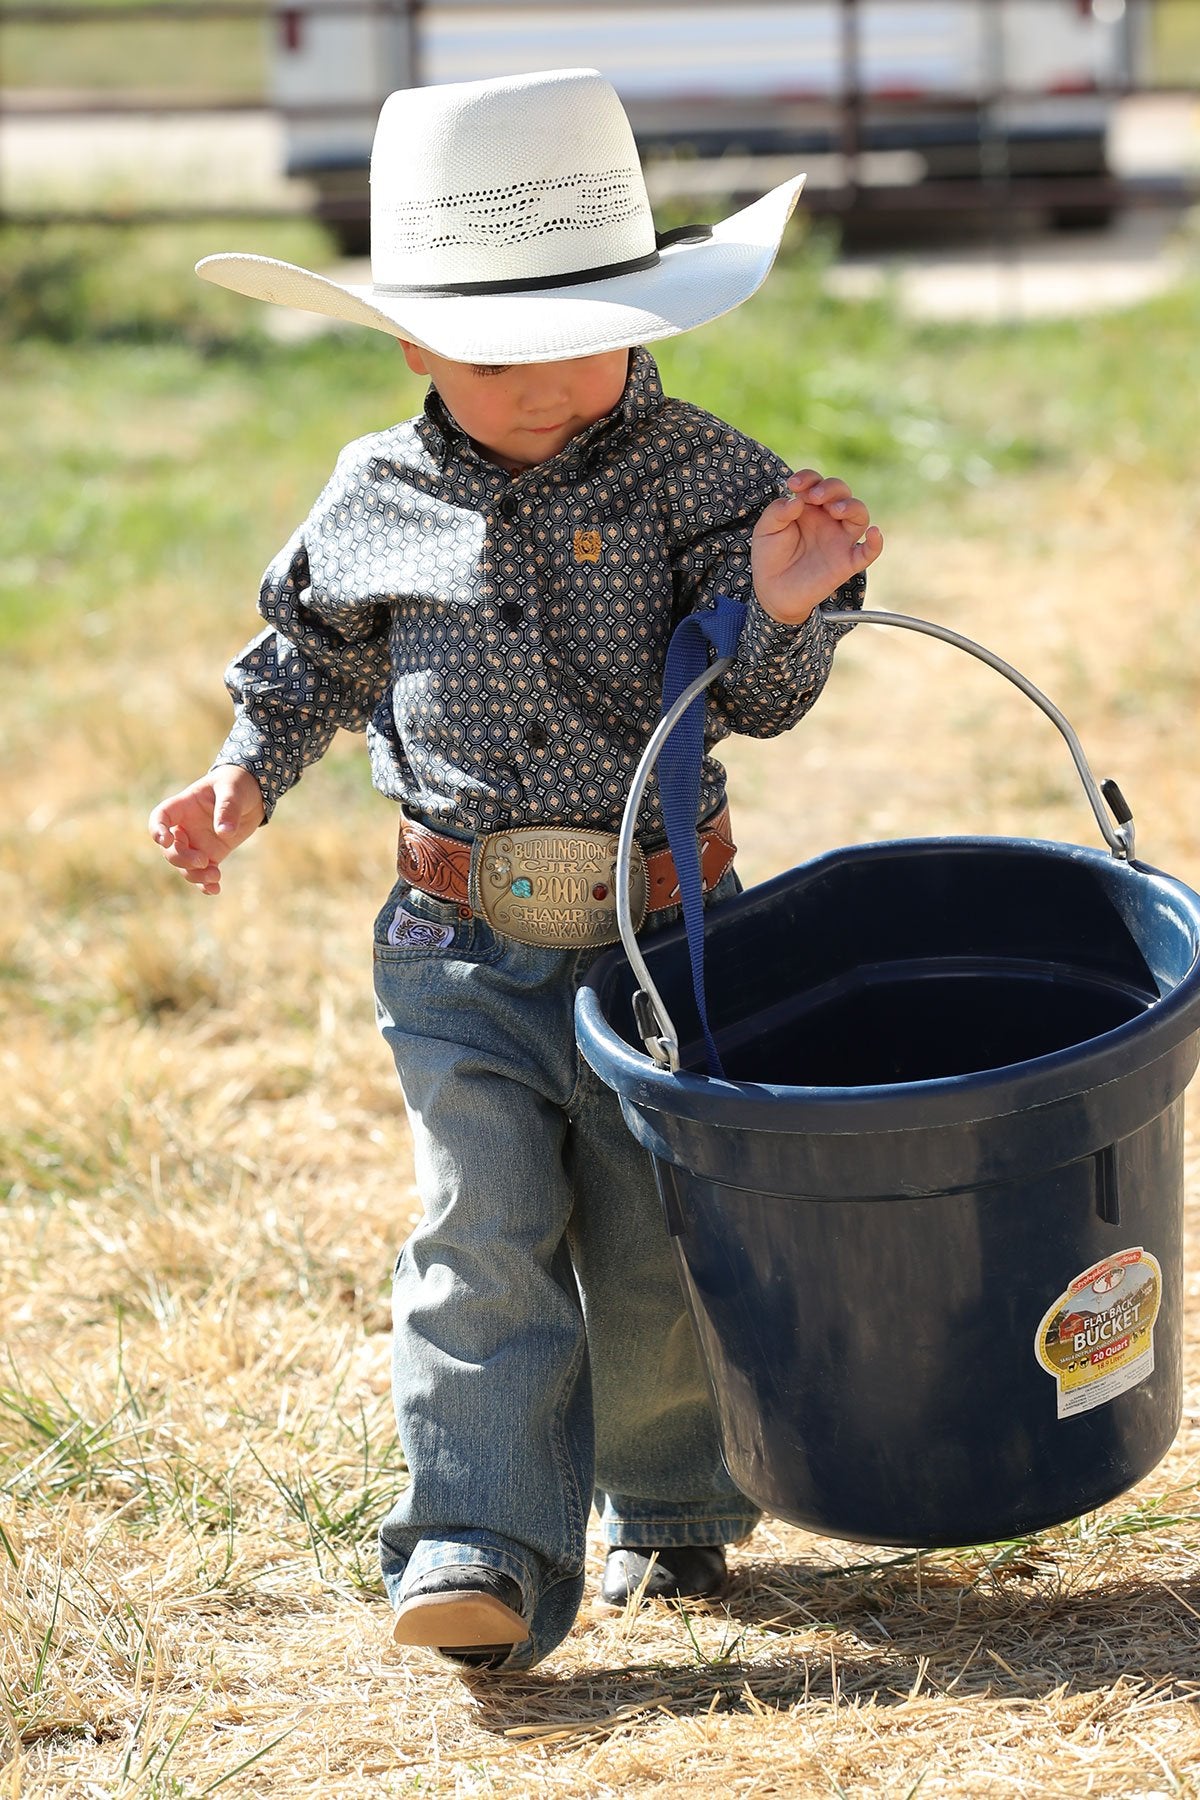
[575,611,1200,1547]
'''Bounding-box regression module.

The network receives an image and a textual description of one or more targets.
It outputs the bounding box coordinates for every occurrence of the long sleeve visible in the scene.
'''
[661,412,865,746]
[714,573,865,739]
[214,528,392,820]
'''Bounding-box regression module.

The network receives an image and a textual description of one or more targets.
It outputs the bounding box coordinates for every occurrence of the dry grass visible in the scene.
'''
[3,457,1200,1797]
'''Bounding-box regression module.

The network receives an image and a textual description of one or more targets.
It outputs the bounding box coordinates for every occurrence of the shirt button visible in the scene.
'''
[499,602,524,626]
[526,724,548,751]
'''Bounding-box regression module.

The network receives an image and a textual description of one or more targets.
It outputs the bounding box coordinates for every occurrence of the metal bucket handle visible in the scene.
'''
[618,605,1137,1072]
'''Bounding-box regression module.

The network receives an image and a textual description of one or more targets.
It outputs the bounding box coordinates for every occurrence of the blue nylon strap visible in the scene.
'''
[656,593,747,1077]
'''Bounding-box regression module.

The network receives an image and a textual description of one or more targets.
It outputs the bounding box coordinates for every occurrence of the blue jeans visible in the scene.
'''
[373,870,758,1670]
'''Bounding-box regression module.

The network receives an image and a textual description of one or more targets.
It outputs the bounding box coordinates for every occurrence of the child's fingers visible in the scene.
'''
[851,524,885,569]
[753,469,824,531]
[808,481,877,528]
[159,826,210,874]
[172,845,222,892]
[754,490,808,538]
[806,477,852,507]
[763,477,872,530]
[149,798,212,859]
[757,494,873,550]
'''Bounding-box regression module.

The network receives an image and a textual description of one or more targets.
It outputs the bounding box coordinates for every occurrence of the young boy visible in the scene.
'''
[149,67,882,1674]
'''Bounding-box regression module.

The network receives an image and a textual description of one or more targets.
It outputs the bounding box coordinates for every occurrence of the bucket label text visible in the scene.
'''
[1034,1248,1162,1420]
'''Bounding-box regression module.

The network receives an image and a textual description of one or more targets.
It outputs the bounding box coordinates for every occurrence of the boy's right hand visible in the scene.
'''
[148,765,265,896]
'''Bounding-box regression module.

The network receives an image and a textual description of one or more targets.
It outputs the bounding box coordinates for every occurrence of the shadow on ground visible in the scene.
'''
[459,1561,1200,1739]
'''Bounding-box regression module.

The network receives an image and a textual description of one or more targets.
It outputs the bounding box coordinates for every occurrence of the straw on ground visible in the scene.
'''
[3,236,1200,1796]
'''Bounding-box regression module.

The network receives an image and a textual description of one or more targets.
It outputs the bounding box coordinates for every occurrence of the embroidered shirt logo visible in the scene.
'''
[573,528,602,564]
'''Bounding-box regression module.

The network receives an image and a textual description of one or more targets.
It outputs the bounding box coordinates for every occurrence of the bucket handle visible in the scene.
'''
[618,604,1137,1072]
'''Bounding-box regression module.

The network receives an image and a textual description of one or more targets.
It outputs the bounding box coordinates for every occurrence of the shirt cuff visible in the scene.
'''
[210,721,295,824]
[743,571,866,657]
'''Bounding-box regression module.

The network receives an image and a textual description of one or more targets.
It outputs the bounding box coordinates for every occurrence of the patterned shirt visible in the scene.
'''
[217,347,863,839]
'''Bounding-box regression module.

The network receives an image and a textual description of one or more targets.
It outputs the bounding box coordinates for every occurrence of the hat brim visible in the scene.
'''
[196,175,805,363]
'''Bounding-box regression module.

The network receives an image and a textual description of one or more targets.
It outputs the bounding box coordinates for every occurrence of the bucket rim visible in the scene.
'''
[576,834,1200,1135]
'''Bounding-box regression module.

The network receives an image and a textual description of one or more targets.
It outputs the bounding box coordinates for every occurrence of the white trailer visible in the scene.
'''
[270,0,1140,251]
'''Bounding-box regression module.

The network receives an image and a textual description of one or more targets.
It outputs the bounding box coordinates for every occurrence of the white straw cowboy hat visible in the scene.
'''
[197,67,805,364]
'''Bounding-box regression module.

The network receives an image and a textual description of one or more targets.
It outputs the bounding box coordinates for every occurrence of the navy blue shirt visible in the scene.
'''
[217,348,862,836]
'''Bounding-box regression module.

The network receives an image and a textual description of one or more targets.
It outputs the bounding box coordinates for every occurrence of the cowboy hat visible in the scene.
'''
[196,67,805,364]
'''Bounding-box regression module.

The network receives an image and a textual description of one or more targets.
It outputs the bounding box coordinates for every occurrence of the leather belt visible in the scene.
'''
[396,803,736,949]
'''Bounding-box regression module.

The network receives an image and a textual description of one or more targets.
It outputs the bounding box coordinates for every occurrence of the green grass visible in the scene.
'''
[2,12,266,97]
[2,216,1199,663]
[658,232,1200,507]
[0,220,416,655]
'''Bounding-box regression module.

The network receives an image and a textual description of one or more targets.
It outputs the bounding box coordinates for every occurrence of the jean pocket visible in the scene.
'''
[373,880,499,965]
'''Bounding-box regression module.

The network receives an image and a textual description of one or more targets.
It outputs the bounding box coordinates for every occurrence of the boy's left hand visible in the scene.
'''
[752,469,883,626]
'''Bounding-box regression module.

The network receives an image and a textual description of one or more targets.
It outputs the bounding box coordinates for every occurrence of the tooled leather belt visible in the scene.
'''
[396,803,736,950]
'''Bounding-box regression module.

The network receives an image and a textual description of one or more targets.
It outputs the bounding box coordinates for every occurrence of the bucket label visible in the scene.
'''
[1035,1248,1162,1420]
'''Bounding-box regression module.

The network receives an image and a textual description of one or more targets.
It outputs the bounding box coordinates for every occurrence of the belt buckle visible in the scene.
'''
[473,827,647,948]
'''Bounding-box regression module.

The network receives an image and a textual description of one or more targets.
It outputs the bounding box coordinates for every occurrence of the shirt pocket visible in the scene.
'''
[541,522,672,708]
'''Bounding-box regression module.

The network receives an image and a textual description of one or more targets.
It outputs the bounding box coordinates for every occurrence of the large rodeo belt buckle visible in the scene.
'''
[473,827,647,949]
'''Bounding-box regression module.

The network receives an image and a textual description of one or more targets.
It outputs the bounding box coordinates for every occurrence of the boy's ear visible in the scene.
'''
[398,338,430,376]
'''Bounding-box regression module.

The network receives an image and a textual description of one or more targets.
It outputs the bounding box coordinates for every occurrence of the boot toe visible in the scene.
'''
[600,1545,728,1607]
[392,1565,529,1667]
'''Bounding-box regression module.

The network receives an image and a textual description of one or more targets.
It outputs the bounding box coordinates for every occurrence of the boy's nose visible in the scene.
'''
[520,369,572,415]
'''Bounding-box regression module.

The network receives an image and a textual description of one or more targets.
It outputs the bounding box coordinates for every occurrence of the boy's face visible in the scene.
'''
[399,342,630,472]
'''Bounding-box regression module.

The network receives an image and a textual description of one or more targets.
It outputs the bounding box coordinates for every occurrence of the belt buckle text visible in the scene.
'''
[473,827,647,949]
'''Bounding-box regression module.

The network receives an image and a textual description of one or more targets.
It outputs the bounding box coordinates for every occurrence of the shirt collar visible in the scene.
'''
[413,347,665,477]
